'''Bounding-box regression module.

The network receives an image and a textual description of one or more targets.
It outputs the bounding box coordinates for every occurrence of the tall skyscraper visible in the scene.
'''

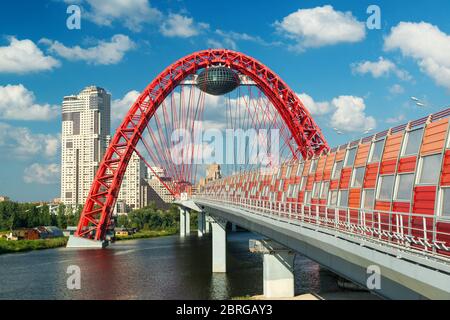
[61,86,111,207]
[116,152,146,213]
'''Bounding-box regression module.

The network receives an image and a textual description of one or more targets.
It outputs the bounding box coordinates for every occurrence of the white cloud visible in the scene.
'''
[351,57,412,81]
[0,37,59,74]
[23,163,60,185]
[296,93,331,116]
[207,38,237,50]
[386,114,406,124]
[0,122,60,159]
[384,22,450,90]
[389,84,405,95]
[41,34,135,65]
[111,90,140,124]
[330,96,376,132]
[275,5,365,51]
[83,0,162,32]
[161,14,208,38]
[0,84,59,121]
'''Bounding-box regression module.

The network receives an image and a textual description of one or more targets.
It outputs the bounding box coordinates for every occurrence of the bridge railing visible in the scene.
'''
[194,195,450,260]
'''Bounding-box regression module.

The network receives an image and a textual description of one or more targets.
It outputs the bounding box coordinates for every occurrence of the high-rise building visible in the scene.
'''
[116,152,146,214]
[146,167,175,205]
[61,86,111,207]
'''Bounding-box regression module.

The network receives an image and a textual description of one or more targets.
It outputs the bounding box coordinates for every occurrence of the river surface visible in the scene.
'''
[0,232,377,300]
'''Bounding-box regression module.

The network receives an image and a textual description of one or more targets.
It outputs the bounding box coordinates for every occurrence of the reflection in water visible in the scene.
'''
[210,273,230,300]
[0,231,368,300]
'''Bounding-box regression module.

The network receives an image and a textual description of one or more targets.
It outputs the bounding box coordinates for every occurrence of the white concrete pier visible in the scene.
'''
[250,239,295,298]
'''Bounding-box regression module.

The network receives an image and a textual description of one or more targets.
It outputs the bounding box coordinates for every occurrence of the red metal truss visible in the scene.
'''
[75,49,330,241]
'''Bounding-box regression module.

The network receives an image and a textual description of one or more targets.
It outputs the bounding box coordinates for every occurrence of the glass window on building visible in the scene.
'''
[304,191,312,205]
[402,128,424,156]
[328,190,338,206]
[377,175,395,201]
[300,176,307,190]
[320,181,330,199]
[369,139,384,163]
[313,182,321,198]
[442,188,450,217]
[395,173,415,201]
[419,154,442,185]
[339,190,349,207]
[278,180,284,191]
[352,167,365,188]
[296,163,304,176]
[345,148,357,167]
[310,159,318,174]
[363,189,375,210]
[332,161,343,180]
[286,166,292,179]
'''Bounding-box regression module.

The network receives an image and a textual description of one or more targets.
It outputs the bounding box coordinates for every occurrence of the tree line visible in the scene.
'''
[0,201,81,231]
[0,200,184,232]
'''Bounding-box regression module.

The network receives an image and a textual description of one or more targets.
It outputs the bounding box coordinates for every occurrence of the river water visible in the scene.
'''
[0,232,376,300]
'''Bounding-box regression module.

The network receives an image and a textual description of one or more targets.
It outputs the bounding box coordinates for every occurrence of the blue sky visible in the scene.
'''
[1,0,450,202]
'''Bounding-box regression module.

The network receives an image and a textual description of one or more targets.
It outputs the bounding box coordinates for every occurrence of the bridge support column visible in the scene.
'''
[198,212,206,237]
[179,207,186,237]
[205,214,211,234]
[250,239,295,298]
[185,210,190,236]
[209,216,227,273]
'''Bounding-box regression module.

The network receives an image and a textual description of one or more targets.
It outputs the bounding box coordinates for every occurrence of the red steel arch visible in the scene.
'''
[75,49,329,241]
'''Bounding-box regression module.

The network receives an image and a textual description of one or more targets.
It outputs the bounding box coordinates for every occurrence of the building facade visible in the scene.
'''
[116,152,146,214]
[146,167,175,205]
[61,86,111,207]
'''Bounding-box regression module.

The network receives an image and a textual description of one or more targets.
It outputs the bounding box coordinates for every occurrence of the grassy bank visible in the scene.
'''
[114,229,178,241]
[0,237,68,255]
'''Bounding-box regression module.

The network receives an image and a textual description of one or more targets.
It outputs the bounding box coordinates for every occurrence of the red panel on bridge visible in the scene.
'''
[412,186,437,215]
[421,118,449,156]
[392,202,410,213]
[339,168,352,189]
[349,189,361,209]
[437,221,450,256]
[330,180,339,190]
[306,176,314,191]
[380,159,397,175]
[441,150,450,186]
[375,201,391,211]
[364,163,379,188]
[398,156,417,173]
[323,153,335,180]
[355,143,370,167]
[315,157,326,181]
[382,132,403,161]
[335,149,346,162]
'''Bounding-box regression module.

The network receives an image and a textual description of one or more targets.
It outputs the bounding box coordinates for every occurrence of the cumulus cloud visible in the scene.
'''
[0,37,60,74]
[0,84,59,121]
[275,5,365,51]
[351,57,412,81]
[23,163,60,185]
[111,90,140,125]
[82,0,162,32]
[330,96,376,133]
[41,34,136,65]
[386,114,406,124]
[0,122,60,159]
[296,93,331,116]
[384,22,450,90]
[161,14,209,38]
[389,84,405,95]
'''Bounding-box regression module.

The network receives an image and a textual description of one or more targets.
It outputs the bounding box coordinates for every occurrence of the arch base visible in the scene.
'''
[66,235,108,249]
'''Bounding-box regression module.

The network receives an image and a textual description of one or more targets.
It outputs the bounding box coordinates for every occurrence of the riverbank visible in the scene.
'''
[114,229,178,241]
[0,237,68,255]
